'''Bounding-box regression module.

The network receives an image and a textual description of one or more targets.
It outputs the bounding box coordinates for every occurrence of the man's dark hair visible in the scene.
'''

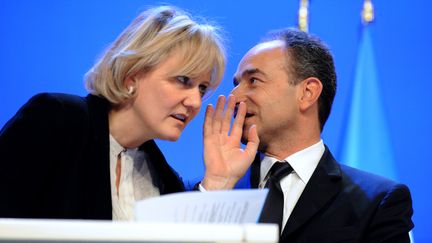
[263,28,337,131]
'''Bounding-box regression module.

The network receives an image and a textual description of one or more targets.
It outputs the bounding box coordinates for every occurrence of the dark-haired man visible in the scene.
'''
[232,28,413,242]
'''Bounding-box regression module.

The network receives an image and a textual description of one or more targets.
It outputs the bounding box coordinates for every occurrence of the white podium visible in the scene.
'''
[0,219,278,243]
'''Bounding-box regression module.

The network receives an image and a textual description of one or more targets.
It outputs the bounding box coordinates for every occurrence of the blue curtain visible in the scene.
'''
[339,26,397,180]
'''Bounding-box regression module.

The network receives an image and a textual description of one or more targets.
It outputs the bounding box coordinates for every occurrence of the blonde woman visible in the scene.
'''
[0,6,258,220]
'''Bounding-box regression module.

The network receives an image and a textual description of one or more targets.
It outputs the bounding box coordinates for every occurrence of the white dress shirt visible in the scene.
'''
[109,135,160,221]
[259,140,325,231]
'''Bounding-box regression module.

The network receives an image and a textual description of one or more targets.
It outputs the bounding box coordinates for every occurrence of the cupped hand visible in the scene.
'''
[201,94,259,190]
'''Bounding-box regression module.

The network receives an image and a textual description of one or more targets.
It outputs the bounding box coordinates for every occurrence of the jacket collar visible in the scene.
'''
[281,145,342,238]
[251,146,343,238]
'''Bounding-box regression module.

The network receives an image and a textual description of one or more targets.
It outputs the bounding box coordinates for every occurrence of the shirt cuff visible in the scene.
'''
[198,183,207,192]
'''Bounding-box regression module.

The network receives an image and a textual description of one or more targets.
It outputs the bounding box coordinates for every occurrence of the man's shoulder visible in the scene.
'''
[321,146,398,184]
[321,146,409,197]
[339,163,398,186]
[337,163,411,202]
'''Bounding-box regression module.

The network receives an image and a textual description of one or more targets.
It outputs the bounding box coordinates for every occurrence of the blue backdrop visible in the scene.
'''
[1,1,430,241]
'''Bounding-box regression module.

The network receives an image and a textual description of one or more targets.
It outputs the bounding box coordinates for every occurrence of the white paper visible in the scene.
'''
[134,189,268,224]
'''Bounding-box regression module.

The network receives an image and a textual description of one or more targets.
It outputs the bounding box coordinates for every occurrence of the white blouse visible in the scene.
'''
[109,135,160,221]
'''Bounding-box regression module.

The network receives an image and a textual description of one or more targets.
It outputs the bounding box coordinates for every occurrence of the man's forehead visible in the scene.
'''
[248,40,285,55]
[241,41,285,65]
[235,40,285,75]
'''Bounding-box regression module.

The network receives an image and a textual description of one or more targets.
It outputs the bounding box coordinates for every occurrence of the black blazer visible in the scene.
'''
[249,147,414,243]
[0,93,185,219]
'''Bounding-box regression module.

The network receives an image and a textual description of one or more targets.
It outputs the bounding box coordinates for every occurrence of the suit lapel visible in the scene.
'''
[281,146,343,238]
[250,153,261,188]
[139,140,185,194]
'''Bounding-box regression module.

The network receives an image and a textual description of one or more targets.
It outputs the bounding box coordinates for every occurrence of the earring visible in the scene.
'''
[128,86,135,95]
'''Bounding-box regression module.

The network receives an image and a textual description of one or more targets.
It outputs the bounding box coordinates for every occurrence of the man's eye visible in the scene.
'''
[250,77,258,84]
[176,76,190,85]
[199,84,208,97]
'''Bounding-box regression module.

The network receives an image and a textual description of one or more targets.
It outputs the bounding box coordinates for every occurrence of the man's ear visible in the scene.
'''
[298,77,322,111]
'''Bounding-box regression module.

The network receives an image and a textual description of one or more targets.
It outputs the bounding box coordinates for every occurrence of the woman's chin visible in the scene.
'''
[158,133,181,142]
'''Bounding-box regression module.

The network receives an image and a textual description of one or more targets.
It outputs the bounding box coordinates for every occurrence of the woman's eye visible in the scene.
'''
[176,76,190,85]
[199,84,208,97]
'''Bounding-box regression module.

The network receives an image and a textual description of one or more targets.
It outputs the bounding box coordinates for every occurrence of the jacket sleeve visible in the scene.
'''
[364,183,414,243]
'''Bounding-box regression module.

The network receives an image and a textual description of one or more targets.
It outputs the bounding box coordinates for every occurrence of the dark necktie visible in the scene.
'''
[259,161,293,233]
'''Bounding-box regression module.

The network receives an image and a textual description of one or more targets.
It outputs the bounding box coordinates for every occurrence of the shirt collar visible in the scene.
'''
[110,134,125,156]
[110,134,139,157]
[260,140,325,184]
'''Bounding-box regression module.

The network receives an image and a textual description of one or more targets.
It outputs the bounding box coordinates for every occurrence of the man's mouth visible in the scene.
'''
[171,114,187,123]
[233,107,254,119]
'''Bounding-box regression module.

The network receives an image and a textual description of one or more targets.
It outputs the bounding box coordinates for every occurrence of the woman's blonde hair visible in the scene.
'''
[85,6,226,104]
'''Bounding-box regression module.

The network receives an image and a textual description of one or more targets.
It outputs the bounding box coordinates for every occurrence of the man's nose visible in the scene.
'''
[231,85,246,103]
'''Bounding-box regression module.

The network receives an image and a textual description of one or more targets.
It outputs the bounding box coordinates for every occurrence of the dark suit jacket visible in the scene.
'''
[249,147,414,243]
[0,93,185,219]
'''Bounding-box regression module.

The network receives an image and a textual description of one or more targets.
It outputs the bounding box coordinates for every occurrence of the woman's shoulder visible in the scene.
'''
[0,92,93,159]
[5,92,92,133]
[25,92,111,119]
[27,92,88,112]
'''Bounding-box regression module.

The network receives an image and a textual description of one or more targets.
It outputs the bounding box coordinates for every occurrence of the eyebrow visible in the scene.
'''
[233,68,268,86]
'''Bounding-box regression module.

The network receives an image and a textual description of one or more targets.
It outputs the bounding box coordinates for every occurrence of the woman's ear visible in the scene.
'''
[124,74,139,95]
[124,74,132,85]
[298,77,323,111]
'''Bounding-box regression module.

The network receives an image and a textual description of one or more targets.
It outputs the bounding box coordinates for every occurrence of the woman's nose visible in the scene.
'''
[183,88,202,111]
